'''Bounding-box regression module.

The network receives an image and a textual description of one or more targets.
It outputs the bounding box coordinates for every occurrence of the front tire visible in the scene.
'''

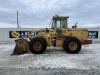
[29,37,47,54]
[63,37,82,54]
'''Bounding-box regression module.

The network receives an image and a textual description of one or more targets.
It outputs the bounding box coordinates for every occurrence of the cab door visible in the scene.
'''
[54,18,67,47]
[55,18,67,35]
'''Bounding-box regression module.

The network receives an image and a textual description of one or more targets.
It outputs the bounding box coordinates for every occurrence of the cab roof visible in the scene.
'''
[53,15,69,19]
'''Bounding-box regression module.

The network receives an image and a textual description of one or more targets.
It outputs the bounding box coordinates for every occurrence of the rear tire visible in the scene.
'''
[63,37,81,54]
[29,37,47,54]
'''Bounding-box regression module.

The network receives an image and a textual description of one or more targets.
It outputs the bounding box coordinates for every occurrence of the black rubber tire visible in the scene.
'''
[63,37,82,54]
[29,37,47,54]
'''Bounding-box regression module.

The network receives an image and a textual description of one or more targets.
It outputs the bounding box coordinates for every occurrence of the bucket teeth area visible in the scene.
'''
[11,39,29,55]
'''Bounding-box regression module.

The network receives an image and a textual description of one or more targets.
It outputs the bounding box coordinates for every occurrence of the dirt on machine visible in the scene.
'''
[11,15,92,55]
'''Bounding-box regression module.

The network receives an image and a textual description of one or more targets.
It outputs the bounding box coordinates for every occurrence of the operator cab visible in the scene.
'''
[51,15,69,29]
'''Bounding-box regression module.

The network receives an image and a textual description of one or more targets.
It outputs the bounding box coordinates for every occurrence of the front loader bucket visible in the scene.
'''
[11,39,29,55]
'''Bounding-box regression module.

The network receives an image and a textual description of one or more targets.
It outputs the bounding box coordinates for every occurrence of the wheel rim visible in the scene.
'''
[33,41,42,51]
[68,41,78,51]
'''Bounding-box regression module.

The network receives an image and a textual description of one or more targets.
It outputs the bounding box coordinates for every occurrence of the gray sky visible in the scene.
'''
[0,0,100,28]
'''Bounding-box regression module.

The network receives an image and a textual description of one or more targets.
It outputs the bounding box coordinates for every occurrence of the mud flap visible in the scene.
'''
[11,39,29,55]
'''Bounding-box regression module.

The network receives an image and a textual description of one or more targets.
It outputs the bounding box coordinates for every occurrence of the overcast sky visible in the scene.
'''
[0,0,100,28]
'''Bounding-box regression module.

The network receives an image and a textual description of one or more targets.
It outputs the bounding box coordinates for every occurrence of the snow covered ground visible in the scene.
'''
[0,43,100,75]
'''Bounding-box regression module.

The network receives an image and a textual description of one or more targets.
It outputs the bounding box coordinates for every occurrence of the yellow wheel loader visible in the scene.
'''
[11,15,92,55]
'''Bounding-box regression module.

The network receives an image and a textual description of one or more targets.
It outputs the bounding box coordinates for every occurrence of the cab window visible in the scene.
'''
[52,18,67,28]
[56,19,62,28]
[62,18,67,28]
[52,19,55,28]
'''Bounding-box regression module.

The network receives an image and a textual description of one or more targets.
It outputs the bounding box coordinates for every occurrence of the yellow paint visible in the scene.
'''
[15,15,90,52]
